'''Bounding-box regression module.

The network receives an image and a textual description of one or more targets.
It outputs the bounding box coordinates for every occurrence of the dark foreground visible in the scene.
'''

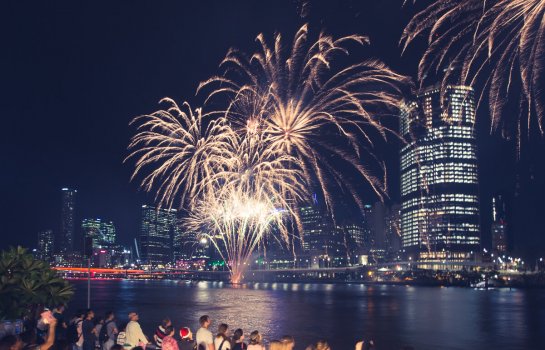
[70,280,545,350]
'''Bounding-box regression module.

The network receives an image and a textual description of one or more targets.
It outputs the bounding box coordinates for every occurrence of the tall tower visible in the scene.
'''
[140,205,178,265]
[37,230,54,262]
[59,188,76,254]
[400,85,481,264]
[299,203,345,267]
[491,195,507,255]
[81,218,116,248]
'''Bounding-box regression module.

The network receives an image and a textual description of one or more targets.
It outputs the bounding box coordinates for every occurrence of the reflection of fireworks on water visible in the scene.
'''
[199,24,410,212]
[402,0,545,147]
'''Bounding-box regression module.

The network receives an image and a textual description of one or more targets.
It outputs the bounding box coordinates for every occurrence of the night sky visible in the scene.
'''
[1,0,544,258]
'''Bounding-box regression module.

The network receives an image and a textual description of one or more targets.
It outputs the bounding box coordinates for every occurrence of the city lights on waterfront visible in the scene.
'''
[3,2,545,349]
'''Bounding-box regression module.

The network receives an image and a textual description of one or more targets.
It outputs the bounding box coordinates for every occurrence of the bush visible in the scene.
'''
[0,246,74,320]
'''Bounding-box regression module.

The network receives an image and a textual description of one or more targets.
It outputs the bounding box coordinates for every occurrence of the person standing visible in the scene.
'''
[153,318,172,349]
[195,316,214,350]
[52,304,68,341]
[280,336,294,350]
[246,331,264,350]
[311,340,330,350]
[267,341,283,350]
[125,313,148,348]
[232,329,246,350]
[100,312,118,350]
[68,310,85,350]
[160,326,178,350]
[214,324,230,350]
[177,328,195,350]
[81,310,97,350]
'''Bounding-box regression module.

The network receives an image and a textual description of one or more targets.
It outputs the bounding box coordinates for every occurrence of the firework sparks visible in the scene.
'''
[198,24,410,213]
[128,100,307,282]
[128,25,408,282]
[127,99,235,209]
[187,184,286,284]
[401,0,545,146]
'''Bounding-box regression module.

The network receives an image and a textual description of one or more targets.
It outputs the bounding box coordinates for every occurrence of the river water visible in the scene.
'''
[69,280,545,350]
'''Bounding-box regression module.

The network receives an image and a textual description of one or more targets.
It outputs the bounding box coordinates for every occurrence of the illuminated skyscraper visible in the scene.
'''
[81,218,116,249]
[101,221,116,244]
[140,205,178,265]
[37,230,54,262]
[491,195,507,254]
[400,85,481,263]
[299,204,345,267]
[361,204,373,247]
[58,188,76,254]
[173,230,200,262]
[345,223,366,248]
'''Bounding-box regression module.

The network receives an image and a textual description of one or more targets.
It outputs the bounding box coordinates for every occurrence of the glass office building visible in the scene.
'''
[400,85,481,263]
[140,205,178,265]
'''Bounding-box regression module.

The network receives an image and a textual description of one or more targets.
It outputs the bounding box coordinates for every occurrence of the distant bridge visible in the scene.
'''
[53,260,499,280]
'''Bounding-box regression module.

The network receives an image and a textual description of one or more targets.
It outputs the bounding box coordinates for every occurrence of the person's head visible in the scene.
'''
[164,326,175,337]
[95,317,104,325]
[85,309,94,320]
[199,315,210,329]
[217,324,228,338]
[179,327,192,341]
[355,341,363,350]
[249,331,261,345]
[161,318,172,329]
[74,309,85,319]
[105,311,115,321]
[128,312,139,322]
[233,329,244,342]
[0,335,22,350]
[110,345,124,350]
[314,340,330,350]
[55,303,66,313]
[280,336,294,350]
[268,340,283,350]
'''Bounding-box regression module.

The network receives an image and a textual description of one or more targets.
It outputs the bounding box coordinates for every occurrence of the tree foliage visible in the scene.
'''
[0,246,74,320]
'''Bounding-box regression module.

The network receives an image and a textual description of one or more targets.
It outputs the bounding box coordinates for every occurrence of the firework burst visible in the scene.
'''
[128,25,409,282]
[401,0,545,146]
[187,184,286,284]
[199,24,410,213]
[128,100,307,282]
[127,99,235,209]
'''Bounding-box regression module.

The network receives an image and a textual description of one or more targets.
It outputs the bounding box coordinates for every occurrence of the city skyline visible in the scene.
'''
[1,0,545,259]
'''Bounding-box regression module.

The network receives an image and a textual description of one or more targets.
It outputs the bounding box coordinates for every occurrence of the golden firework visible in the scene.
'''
[128,25,408,282]
[402,0,545,147]
[199,24,409,212]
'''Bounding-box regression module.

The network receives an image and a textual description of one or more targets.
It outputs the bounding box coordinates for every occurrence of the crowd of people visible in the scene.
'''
[0,305,384,350]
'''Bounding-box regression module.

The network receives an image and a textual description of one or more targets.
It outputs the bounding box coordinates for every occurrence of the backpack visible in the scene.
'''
[99,321,113,343]
[67,320,82,344]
